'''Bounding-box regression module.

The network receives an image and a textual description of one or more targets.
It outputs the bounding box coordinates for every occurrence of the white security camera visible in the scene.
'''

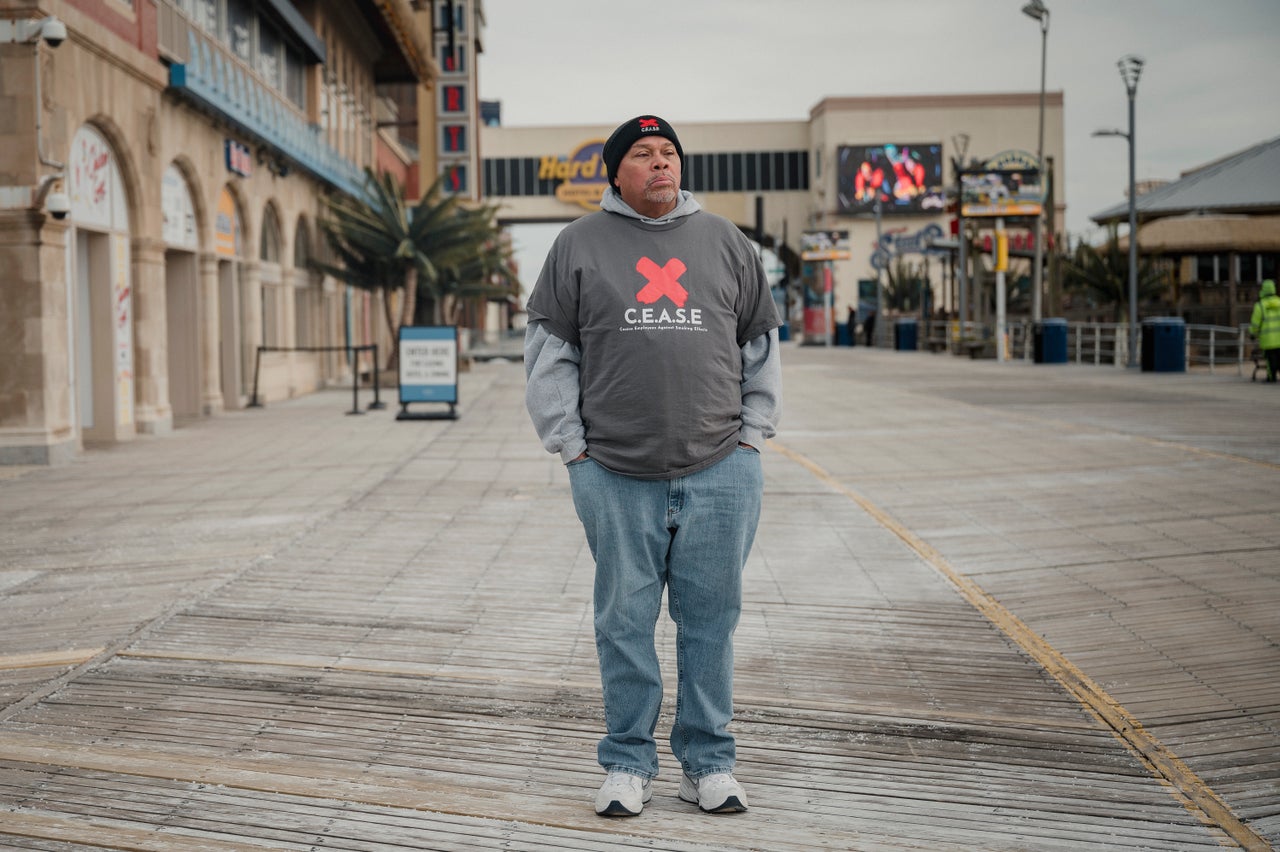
[46,190,70,220]
[38,17,66,48]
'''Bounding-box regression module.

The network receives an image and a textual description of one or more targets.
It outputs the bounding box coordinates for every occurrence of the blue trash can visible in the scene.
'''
[894,317,918,351]
[778,322,790,342]
[836,322,852,346]
[1141,317,1186,372]
[1034,318,1068,364]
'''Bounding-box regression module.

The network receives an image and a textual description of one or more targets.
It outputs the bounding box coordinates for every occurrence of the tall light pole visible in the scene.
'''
[1094,55,1145,367]
[1021,0,1049,323]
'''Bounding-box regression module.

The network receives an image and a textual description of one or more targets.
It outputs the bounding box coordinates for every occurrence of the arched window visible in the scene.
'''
[260,204,282,263]
[293,218,320,347]
[293,218,311,268]
[260,204,283,345]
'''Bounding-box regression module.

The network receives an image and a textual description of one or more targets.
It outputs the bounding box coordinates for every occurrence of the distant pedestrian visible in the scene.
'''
[1250,279,1280,382]
[864,310,877,347]
[524,114,781,818]
[847,304,857,346]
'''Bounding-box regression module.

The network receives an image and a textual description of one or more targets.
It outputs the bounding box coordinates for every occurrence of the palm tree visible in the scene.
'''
[406,188,513,325]
[1062,225,1168,321]
[884,257,927,312]
[314,169,510,365]
[432,236,518,326]
[314,169,425,352]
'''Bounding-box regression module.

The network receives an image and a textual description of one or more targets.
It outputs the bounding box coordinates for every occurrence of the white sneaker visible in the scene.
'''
[594,771,652,816]
[678,772,748,813]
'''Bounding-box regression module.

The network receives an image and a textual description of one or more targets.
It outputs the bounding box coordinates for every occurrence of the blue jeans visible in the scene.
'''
[567,447,763,780]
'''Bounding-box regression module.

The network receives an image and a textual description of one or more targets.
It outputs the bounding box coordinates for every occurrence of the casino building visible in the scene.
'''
[480,92,1065,340]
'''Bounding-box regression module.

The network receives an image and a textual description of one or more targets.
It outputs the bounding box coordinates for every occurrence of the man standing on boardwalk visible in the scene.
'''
[1250,279,1280,382]
[524,115,782,817]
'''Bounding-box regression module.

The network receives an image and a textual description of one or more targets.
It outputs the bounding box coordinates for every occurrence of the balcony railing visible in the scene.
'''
[166,18,366,199]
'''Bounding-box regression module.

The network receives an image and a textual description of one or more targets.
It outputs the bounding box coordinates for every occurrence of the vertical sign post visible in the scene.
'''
[959,151,1044,363]
[800,230,851,346]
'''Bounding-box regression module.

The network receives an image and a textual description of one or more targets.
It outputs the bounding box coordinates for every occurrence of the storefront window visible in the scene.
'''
[261,206,283,348]
[260,206,281,263]
[440,43,466,73]
[321,72,333,134]
[1263,254,1278,282]
[1195,254,1210,283]
[439,0,466,32]
[227,0,252,62]
[258,21,281,90]
[189,0,218,35]
[294,220,317,348]
[1240,253,1258,284]
[285,46,305,108]
[1195,253,1228,283]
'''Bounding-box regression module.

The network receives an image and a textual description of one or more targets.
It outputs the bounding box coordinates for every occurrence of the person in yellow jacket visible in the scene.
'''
[1250,279,1280,382]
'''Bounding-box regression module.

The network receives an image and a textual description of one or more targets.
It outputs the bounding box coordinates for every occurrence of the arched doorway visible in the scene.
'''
[215,186,247,409]
[260,203,283,351]
[67,125,133,445]
[161,163,201,421]
[293,217,334,380]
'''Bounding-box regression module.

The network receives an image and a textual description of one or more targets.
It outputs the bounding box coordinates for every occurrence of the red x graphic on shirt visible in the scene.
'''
[635,257,688,307]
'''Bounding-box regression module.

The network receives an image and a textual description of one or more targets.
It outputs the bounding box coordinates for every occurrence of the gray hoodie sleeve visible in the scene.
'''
[739,328,782,448]
[524,321,587,463]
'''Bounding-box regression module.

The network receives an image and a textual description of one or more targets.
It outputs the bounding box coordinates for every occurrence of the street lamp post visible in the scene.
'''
[1094,55,1145,368]
[1021,0,1049,323]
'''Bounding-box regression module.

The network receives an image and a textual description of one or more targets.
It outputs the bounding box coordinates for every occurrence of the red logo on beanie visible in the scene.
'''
[635,257,688,307]
[639,118,660,131]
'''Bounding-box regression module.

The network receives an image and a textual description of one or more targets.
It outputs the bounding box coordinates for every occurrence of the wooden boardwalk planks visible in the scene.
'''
[0,357,1274,850]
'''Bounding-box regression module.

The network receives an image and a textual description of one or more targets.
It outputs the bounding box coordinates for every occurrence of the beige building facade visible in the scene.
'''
[0,0,448,465]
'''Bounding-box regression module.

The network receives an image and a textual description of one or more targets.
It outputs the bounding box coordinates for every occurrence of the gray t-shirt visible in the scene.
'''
[525,208,779,479]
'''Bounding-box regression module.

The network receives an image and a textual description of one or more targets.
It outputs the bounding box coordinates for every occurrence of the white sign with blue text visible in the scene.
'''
[397,327,458,419]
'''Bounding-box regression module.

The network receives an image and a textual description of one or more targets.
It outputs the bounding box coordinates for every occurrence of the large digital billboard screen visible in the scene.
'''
[836,144,945,215]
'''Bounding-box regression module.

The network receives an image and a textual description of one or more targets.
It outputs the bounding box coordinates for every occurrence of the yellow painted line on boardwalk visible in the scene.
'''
[0,649,104,671]
[770,438,1270,852]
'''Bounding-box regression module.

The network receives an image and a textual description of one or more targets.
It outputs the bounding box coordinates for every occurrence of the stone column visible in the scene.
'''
[239,259,262,404]
[0,211,75,464]
[131,236,172,435]
[198,252,224,415]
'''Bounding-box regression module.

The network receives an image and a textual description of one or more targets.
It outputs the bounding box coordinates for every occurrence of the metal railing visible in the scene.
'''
[248,345,384,414]
[913,319,1256,374]
[1063,322,1129,367]
[1184,323,1253,375]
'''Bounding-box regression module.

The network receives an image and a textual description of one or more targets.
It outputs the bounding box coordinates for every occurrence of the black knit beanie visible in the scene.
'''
[602,115,684,190]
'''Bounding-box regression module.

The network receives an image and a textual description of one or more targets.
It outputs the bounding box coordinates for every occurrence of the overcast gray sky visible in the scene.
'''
[478,0,1280,243]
